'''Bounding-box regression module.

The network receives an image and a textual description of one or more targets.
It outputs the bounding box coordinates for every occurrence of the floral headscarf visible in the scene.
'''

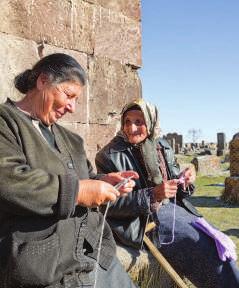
[119,98,162,185]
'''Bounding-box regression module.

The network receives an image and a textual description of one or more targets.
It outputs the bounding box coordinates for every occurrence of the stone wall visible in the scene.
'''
[223,138,239,203]
[0,0,142,165]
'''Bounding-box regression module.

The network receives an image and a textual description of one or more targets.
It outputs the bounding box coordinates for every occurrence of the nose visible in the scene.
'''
[66,98,76,113]
[130,123,138,133]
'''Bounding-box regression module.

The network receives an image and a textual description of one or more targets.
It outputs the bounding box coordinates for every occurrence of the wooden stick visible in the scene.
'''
[144,223,188,288]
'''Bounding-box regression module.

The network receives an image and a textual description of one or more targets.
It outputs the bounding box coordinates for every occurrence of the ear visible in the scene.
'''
[36,73,49,90]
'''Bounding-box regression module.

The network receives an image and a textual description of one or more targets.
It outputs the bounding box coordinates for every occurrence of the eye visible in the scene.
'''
[135,119,144,126]
[124,119,131,126]
[63,90,72,98]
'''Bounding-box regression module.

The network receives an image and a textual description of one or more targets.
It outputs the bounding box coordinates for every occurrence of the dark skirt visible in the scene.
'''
[151,202,239,288]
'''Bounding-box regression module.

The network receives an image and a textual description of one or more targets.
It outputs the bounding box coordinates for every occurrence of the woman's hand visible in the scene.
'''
[101,171,139,196]
[153,179,179,202]
[179,167,196,189]
[77,179,120,207]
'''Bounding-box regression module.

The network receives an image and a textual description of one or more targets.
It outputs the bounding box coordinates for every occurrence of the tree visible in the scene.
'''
[188,128,202,143]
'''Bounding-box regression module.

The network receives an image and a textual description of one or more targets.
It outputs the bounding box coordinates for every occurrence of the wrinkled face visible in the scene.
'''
[123,110,148,144]
[37,78,83,125]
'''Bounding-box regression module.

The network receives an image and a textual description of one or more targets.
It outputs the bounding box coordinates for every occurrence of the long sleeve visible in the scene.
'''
[0,114,78,218]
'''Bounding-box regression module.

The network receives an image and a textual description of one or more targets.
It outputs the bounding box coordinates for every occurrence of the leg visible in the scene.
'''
[152,202,239,288]
[94,256,137,288]
[46,256,137,288]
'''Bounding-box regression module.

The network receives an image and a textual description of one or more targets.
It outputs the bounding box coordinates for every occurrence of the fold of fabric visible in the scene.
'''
[192,217,237,261]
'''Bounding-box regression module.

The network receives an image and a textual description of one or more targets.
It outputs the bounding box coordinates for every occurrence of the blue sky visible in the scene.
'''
[140,0,239,143]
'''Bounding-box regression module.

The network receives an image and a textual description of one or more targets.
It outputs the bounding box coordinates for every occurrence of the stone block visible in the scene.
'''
[217,132,226,150]
[0,0,94,54]
[83,0,141,21]
[0,32,38,103]
[229,138,239,176]
[191,155,221,176]
[42,44,89,124]
[223,176,239,204]
[88,56,141,124]
[93,6,141,67]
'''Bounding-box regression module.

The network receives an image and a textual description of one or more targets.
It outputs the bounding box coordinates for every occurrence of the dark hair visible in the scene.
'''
[14,53,86,94]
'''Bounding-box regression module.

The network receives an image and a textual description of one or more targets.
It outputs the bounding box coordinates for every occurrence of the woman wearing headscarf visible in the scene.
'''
[0,53,139,288]
[95,98,239,288]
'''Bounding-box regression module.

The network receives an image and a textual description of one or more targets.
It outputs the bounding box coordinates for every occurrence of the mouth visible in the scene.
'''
[55,111,64,118]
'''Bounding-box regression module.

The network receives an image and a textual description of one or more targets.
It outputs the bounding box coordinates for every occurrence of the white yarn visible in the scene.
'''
[93,176,133,288]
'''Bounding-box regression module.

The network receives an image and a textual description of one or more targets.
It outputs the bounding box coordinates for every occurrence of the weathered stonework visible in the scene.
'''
[191,155,221,176]
[223,177,239,203]
[224,137,239,203]
[0,32,39,103]
[88,56,141,124]
[0,0,94,54]
[93,6,141,66]
[83,0,141,21]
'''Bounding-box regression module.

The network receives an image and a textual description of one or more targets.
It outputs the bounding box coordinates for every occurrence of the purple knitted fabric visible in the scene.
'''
[192,217,237,262]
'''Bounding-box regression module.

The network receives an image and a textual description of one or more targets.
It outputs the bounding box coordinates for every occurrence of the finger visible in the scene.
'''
[123,180,136,189]
[111,187,120,197]
[168,179,179,185]
[118,184,135,195]
[166,187,177,195]
[104,191,117,203]
[168,190,177,197]
[121,187,134,193]
[120,171,139,179]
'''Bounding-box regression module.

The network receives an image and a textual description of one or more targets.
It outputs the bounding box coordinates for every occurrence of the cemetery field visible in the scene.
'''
[190,175,239,266]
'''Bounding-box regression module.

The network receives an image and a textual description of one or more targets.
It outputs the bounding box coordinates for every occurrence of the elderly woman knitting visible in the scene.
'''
[95,98,239,288]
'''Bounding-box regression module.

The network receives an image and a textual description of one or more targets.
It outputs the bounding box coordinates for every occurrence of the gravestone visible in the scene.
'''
[217,132,226,156]
[165,133,183,154]
[191,155,221,175]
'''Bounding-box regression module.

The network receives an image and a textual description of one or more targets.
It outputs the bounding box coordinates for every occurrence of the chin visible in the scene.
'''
[129,138,142,144]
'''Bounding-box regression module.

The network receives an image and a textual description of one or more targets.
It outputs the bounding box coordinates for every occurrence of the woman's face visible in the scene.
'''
[123,110,148,144]
[36,77,83,125]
